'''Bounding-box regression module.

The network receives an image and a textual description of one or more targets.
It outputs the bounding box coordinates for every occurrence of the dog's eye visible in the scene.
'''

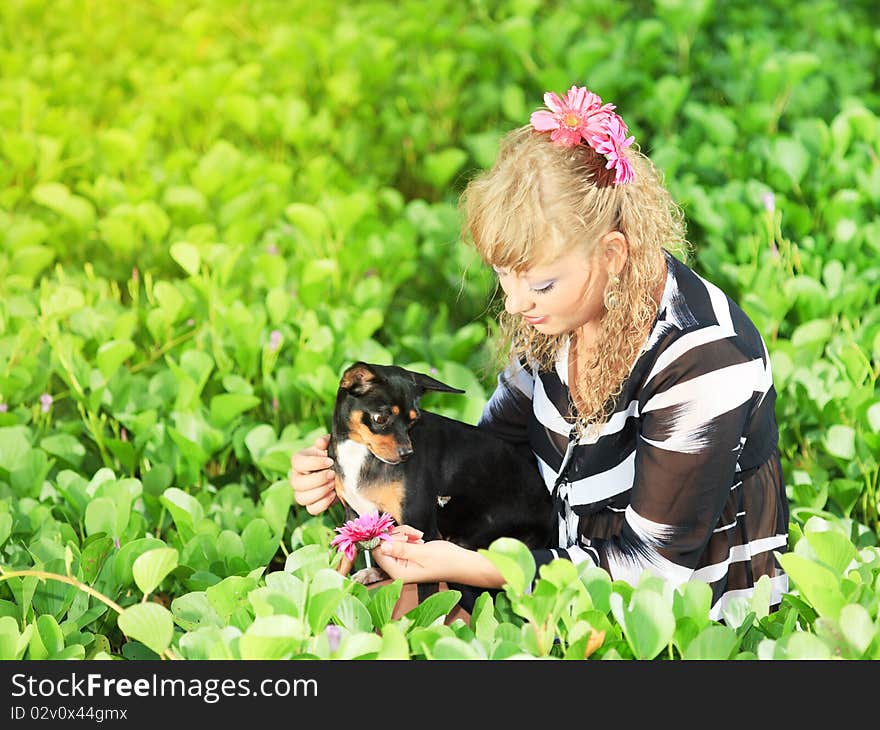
[371,413,390,427]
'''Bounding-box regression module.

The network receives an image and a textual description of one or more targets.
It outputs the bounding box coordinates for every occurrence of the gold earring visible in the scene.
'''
[604,273,621,311]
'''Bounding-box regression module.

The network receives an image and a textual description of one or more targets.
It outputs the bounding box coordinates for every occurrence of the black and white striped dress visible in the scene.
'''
[479,250,789,620]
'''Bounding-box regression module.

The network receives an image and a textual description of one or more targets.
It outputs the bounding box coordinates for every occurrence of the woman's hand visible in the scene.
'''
[290,434,338,515]
[372,528,505,589]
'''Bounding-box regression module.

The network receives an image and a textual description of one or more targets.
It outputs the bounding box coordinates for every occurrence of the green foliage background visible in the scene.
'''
[1,0,879,659]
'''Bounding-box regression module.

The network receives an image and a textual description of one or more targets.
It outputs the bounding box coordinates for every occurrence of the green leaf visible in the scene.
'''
[683,624,739,660]
[133,547,179,596]
[333,594,373,633]
[114,537,167,587]
[239,616,306,659]
[773,137,809,186]
[0,616,29,660]
[403,590,462,629]
[609,587,675,660]
[479,537,536,596]
[777,552,847,620]
[80,535,114,583]
[839,604,875,656]
[823,424,855,460]
[96,339,136,378]
[242,518,277,567]
[367,580,402,629]
[262,480,293,537]
[117,603,174,655]
[804,528,858,576]
[39,434,86,468]
[422,148,467,189]
[170,241,201,276]
[209,393,261,426]
[29,614,65,659]
[170,592,225,632]
[31,182,96,229]
[205,576,259,622]
[0,426,31,472]
[84,497,117,538]
[159,488,204,541]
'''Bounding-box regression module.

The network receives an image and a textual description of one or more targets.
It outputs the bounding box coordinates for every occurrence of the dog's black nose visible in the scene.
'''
[397,445,413,460]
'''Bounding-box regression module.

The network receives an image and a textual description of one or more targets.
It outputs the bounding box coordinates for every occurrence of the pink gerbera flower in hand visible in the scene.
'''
[331,512,395,562]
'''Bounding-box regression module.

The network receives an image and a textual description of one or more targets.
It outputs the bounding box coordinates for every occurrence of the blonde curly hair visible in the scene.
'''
[460,124,689,434]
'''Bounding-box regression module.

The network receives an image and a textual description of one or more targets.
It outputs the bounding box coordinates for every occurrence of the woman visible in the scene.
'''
[290,85,789,621]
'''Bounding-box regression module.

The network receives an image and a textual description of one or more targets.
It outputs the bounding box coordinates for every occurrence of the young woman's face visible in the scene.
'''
[493,244,611,337]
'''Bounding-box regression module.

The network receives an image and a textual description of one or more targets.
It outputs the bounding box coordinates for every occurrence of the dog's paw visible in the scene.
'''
[351,566,389,585]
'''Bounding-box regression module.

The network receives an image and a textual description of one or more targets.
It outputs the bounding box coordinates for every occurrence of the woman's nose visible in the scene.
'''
[504,283,531,315]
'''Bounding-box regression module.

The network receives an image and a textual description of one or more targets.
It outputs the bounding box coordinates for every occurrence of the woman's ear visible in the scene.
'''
[599,230,628,275]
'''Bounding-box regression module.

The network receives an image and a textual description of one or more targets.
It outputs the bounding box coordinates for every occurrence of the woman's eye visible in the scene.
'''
[532,281,556,293]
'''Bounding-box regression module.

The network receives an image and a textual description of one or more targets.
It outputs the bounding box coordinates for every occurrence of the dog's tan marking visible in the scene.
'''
[361,481,405,525]
[409,409,417,421]
[391,405,400,415]
[349,413,400,463]
[341,364,374,391]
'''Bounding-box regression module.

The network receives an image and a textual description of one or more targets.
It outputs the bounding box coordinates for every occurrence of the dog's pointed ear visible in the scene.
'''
[408,369,465,395]
[340,362,377,396]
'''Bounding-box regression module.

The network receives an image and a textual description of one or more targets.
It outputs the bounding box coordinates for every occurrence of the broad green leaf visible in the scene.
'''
[773,137,809,185]
[377,622,410,659]
[823,424,855,460]
[422,148,467,189]
[117,603,174,655]
[0,616,28,660]
[262,480,293,537]
[84,497,117,538]
[838,604,875,656]
[40,434,86,468]
[610,588,675,660]
[431,636,484,659]
[133,547,179,596]
[0,513,12,548]
[333,594,373,633]
[159,488,204,540]
[239,616,307,660]
[804,528,857,576]
[170,592,225,632]
[683,624,739,660]
[242,518,277,567]
[367,580,402,629]
[479,537,536,596]
[403,590,462,629]
[673,580,713,629]
[170,241,201,276]
[777,552,847,620]
[0,426,31,472]
[96,339,136,378]
[209,393,261,426]
[205,576,258,622]
[79,535,115,583]
[114,537,167,587]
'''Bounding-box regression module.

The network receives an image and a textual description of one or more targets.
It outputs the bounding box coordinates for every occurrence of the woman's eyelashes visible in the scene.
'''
[531,280,556,294]
[492,267,556,294]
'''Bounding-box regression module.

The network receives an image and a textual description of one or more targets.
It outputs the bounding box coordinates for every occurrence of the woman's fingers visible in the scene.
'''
[390,524,424,542]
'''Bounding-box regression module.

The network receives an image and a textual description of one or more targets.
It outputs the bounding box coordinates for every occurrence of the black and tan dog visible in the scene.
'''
[329,361,553,584]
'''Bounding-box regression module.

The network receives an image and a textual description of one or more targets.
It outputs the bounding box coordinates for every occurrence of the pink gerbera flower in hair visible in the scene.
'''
[530,84,636,185]
[530,85,615,148]
[331,512,395,562]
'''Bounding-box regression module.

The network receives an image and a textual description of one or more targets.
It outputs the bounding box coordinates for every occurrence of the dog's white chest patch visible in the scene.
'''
[335,440,382,517]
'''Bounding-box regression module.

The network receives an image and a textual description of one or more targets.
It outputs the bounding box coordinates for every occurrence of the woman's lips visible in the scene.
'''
[523,314,548,324]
